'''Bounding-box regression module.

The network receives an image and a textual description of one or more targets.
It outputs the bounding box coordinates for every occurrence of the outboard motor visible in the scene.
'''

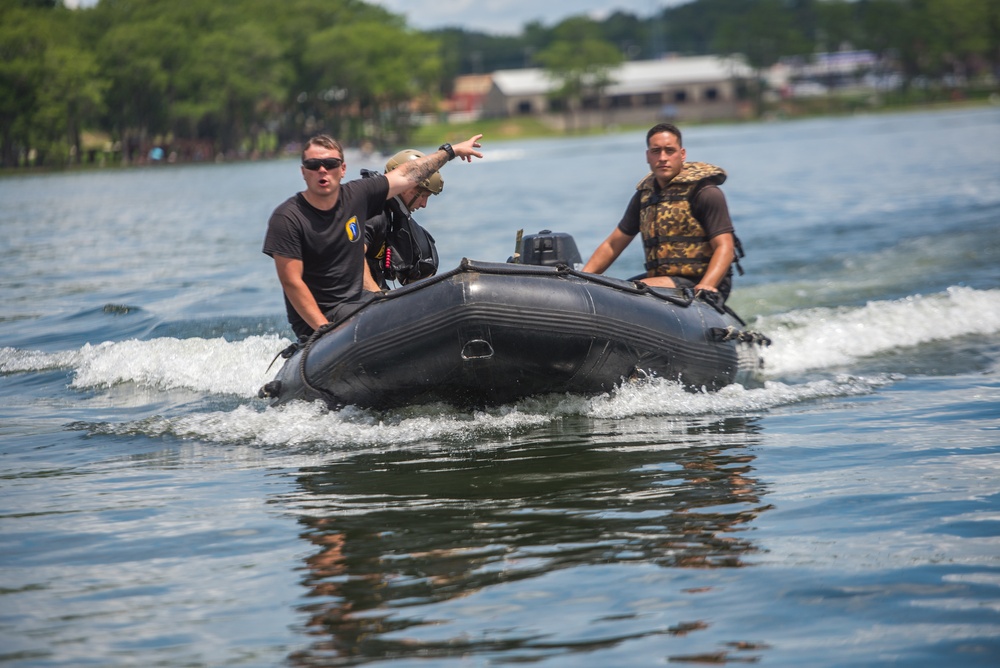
[508,229,582,267]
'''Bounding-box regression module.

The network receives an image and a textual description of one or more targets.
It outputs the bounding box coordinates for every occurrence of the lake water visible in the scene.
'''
[2,107,999,667]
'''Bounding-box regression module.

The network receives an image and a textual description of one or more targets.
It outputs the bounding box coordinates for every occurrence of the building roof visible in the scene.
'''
[491,56,752,97]
[453,74,494,95]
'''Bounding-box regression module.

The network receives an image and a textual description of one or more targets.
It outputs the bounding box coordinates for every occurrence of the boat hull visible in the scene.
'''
[265,260,767,409]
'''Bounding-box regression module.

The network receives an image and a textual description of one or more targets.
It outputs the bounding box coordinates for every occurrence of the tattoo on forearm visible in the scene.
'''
[399,152,447,185]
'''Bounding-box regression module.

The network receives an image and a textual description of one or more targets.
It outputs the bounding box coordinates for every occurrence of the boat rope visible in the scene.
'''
[565,268,696,307]
[690,287,749,324]
[721,302,748,326]
[709,326,772,346]
[264,340,302,373]
[374,259,695,307]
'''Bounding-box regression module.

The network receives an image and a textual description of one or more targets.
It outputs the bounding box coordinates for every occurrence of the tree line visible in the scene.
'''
[2,0,996,169]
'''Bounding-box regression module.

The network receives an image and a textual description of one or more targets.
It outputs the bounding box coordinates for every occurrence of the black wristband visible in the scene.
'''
[438,143,455,161]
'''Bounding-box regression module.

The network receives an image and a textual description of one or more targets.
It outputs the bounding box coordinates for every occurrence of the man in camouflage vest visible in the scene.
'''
[582,122,738,302]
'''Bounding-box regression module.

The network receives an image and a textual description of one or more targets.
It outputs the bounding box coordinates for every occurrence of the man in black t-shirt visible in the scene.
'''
[582,123,738,302]
[263,133,483,339]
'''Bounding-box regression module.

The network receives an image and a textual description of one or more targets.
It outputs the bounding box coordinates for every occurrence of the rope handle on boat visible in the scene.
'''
[709,326,772,346]
[264,340,303,373]
[570,270,696,307]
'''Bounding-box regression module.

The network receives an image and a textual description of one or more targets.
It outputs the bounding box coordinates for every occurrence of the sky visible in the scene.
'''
[366,0,687,36]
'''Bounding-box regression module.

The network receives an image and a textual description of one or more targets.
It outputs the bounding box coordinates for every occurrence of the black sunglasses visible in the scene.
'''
[302,157,343,171]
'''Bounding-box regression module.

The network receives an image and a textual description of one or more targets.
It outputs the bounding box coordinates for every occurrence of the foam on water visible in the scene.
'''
[92,401,553,451]
[4,286,998,447]
[81,374,896,450]
[758,286,1000,376]
[2,334,289,397]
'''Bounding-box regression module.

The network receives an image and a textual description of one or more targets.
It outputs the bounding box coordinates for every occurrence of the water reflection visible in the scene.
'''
[283,415,771,666]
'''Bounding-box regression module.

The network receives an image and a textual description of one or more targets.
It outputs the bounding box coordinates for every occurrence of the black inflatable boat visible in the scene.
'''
[260,231,769,409]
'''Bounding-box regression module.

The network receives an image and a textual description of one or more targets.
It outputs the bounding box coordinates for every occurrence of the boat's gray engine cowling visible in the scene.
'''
[509,229,583,267]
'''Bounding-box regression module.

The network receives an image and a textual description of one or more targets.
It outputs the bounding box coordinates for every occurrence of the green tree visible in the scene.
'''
[600,10,647,60]
[714,0,811,114]
[0,5,48,166]
[923,0,999,79]
[431,27,537,82]
[4,0,996,170]
[35,41,105,165]
[804,0,861,53]
[95,18,186,162]
[661,0,747,55]
[853,0,927,87]
[301,20,441,148]
[173,21,291,156]
[0,2,104,167]
[715,0,811,70]
[536,16,624,131]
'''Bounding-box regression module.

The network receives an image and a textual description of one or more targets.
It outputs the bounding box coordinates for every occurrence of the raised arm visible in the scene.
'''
[384,134,484,199]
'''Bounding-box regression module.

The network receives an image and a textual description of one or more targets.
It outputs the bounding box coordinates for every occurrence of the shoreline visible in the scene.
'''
[4,98,997,178]
[414,96,1000,145]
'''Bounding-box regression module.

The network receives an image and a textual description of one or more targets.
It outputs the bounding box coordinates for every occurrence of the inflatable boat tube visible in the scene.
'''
[261,257,769,410]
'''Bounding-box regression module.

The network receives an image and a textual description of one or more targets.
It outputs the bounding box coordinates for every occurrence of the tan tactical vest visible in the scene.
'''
[637,161,726,278]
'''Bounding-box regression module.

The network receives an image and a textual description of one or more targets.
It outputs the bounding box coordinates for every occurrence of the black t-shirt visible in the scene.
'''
[617,183,734,239]
[263,175,389,335]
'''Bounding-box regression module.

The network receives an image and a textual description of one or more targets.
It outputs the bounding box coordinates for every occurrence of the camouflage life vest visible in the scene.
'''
[638,161,726,279]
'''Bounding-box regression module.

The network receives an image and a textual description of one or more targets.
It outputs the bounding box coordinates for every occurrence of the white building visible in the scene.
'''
[481,55,754,128]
